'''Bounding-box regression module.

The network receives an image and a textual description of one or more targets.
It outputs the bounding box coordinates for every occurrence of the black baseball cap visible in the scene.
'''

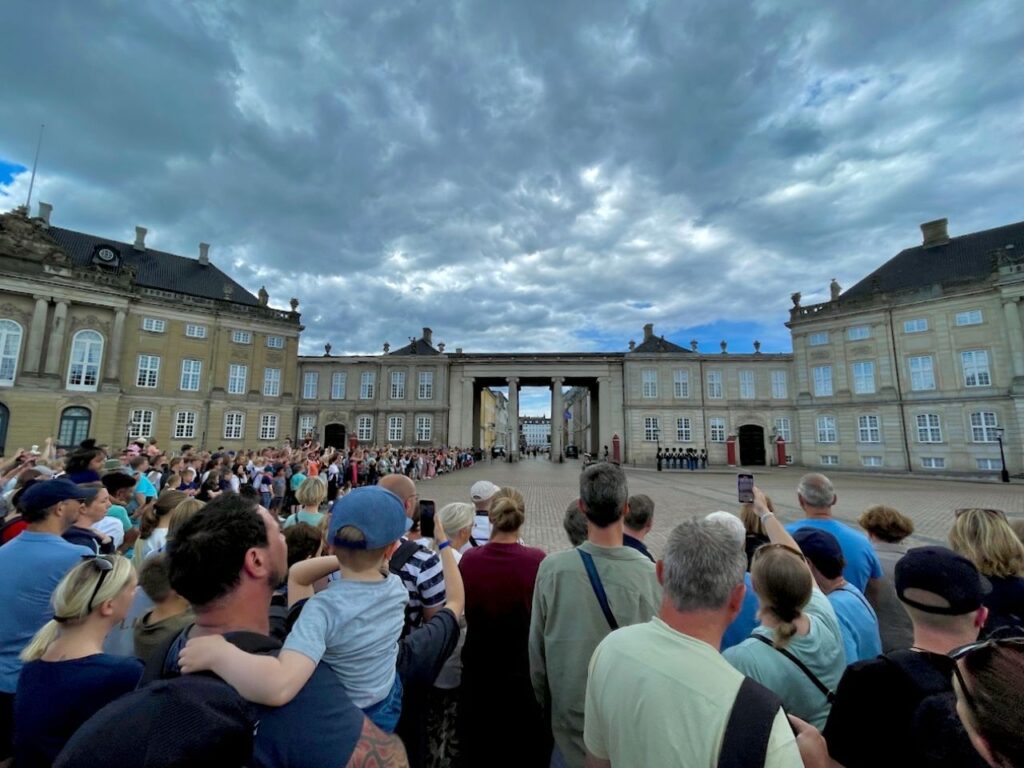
[793,528,845,579]
[895,546,992,615]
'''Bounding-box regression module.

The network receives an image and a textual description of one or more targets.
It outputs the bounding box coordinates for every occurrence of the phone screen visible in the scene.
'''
[419,500,436,539]
[737,474,755,503]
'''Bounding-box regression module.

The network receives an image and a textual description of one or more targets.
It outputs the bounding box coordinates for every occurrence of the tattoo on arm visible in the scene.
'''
[346,717,409,768]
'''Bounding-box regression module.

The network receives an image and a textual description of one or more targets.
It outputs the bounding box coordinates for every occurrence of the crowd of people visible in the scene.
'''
[0,432,1022,767]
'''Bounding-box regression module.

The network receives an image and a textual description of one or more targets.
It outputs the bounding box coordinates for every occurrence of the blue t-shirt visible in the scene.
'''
[14,654,142,767]
[0,532,92,692]
[829,584,882,664]
[722,572,760,651]
[785,519,882,591]
[134,473,157,499]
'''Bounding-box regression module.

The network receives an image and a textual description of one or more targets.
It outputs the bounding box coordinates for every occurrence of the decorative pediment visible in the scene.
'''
[0,208,71,266]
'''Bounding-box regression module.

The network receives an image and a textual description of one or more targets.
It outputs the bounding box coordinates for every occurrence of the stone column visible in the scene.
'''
[1003,299,1024,381]
[462,377,476,448]
[43,300,69,375]
[598,376,612,456]
[507,377,520,461]
[105,309,126,381]
[550,377,564,461]
[24,296,49,373]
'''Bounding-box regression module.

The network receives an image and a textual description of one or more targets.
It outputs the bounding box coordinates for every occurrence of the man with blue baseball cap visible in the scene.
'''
[0,478,93,758]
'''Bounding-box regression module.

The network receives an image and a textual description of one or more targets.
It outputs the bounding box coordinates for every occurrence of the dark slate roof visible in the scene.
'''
[46,226,259,306]
[631,335,691,353]
[388,338,440,356]
[843,220,1024,300]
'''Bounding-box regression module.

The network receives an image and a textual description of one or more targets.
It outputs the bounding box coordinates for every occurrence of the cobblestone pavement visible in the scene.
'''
[416,458,1023,559]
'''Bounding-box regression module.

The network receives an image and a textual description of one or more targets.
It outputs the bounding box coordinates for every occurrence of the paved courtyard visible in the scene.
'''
[418,459,1023,559]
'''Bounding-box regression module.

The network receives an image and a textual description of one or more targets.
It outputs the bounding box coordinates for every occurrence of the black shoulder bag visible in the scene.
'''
[578,549,618,630]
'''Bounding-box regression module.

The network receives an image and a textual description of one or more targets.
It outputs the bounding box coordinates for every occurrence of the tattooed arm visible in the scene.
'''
[346,717,409,768]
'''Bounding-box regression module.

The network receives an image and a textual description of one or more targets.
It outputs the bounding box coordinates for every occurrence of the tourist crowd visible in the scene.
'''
[0,434,1022,767]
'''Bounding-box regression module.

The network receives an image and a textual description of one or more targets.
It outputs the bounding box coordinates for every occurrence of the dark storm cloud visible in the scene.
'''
[0,0,1021,355]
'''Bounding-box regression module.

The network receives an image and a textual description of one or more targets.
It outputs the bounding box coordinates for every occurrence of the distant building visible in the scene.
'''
[520,417,551,448]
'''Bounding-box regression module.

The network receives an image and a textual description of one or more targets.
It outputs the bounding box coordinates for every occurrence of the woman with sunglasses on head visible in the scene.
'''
[723,487,847,730]
[950,509,1024,638]
[13,555,142,768]
[953,638,1024,768]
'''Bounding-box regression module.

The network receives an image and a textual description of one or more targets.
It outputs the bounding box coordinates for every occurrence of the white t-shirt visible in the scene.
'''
[93,517,125,548]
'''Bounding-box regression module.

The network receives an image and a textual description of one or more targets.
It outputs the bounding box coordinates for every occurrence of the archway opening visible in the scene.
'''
[738,424,766,466]
[324,423,347,450]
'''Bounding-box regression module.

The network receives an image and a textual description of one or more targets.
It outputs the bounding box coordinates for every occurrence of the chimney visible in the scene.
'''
[133,226,147,252]
[422,327,433,345]
[36,202,52,226]
[628,340,636,351]
[643,323,654,341]
[920,218,949,248]
[690,339,698,352]
[198,242,210,266]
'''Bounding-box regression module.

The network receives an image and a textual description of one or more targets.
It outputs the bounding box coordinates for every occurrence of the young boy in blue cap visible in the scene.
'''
[179,486,412,731]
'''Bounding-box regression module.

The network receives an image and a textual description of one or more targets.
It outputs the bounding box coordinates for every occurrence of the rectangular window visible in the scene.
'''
[331,372,347,399]
[861,456,884,467]
[416,415,432,442]
[142,317,165,333]
[642,369,658,398]
[302,371,318,399]
[821,455,840,466]
[643,416,660,442]
[961,350,991,387]
[970,412,999,442]
[388,415,404,442]
[847,326,871,341]
[231,330,252,344]
[357,416,373,441]
[904,318,929,333]
[774,418,792,443]
[185,323,207,339]
[266,335,285,349]
[127,409,154,440]
[858,414,881,443]
[976,458,1003,470]
[676,417,691,442]
[391,371,406,400]
[263,368,281,397]
[808,332,829,346]
[921,457,946,469]
[360,372,375,399]
[739,370,755,399]
[709,417,726,443]
[136,355,160,388]
[180,359,201,391]
[299,415,316,437]
[260,413,278,441]
[955,310,983,326]
[672,369,689,398]
[228,364,248,395]
[417,371,434,400]
[812,366,833,397]
[916,414,942,443]
[771,371,787,400]
[852,361,875,394]
[224,412,244,440]
[816,415,837,443]
[909,356,936,390]
[173,411,197,439]
[707,371,723,399]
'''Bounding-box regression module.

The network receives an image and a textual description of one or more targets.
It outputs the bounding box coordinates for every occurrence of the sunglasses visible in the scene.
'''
[752,542,807,563]
[83,555,115,614]
[950,636,1024,716]
[954,508,1007,520]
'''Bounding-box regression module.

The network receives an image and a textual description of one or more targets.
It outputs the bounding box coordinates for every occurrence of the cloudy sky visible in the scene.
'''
[1,1,1022,414]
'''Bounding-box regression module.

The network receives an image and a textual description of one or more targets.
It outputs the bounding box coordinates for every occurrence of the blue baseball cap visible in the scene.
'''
[793,528,845,579]
[328,486,407,549]
[19,478,92,515]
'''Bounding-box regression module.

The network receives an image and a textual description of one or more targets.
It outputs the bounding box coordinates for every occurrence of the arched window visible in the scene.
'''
[67,330,103,391]
[0,320,23,386]
[58,407,91,447]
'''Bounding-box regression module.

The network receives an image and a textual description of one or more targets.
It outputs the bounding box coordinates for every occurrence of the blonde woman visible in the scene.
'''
[14,555,142,767]
[283,476,327,529]
[950,508,1024,637]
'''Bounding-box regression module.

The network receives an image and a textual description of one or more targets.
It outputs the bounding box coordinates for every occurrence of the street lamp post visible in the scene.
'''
[995,428,1010,483]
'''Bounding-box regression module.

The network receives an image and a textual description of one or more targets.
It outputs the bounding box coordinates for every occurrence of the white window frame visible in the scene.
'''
[360,372,375,399]
[263,368,281,397]
[173,410,197,439]
[228,364,248,395]
[224,411,245,440]
[976,458,1003,471]
[707,371,723,399]
[858,414,881,443]
[771,370,787,400]
[142,317,166,333]
[812,366,833,397]
[820,455,840,466]
[739,370,755,399]
[417,371,433,400]
[852,361,875,394]
[916,413,942,443]
[641,369,658,399]
[774,418,792,443]
[266,335,285,349]
[391,371,406,400]
[0,319,23,386]
[904,318,929,333]
[179,359,201,392]
[970,411,999,443]
[909,356,936,391]
[709,417,726,443]
[672,369,689,399]
[127,409,154,440]
[955,310,983,326]
[921,457,946,469]
[961,350,991,387]
[847,326,870,341]
[808,332,829,346]
[303,371,319,399]
[643,416,660,441]
[259,413,278,441]
[416,415,432,442]
[184,323,207,339]
[357,415,373,441]
[861,456,884,467]
[388,415,404,442]
[331,372,347,399]
[816,415,837,443]
[299,415,317,438]
[67,330,103,391]
[676,417,691,442]
[231,330,252,344]
[136,355,160,388]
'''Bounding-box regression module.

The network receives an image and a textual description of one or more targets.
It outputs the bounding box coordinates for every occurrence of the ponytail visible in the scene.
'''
[138,504,161,539]
[20,620,60,662]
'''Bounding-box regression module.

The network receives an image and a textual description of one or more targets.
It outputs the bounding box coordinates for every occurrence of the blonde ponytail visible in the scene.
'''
[20,621,60,663]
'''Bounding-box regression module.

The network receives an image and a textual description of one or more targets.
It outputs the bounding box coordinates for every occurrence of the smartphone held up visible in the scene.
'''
[737,473,755,504]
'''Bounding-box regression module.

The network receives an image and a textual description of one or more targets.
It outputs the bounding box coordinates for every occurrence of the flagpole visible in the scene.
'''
[24,123,45,211]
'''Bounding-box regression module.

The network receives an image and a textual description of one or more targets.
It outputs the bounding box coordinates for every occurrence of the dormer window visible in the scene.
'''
[91,245,121,269]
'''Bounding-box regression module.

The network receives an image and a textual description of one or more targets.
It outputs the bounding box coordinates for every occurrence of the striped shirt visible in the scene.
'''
[397,541,446,634]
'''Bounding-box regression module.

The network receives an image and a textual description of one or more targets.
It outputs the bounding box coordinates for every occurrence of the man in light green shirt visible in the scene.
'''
[529,463,661,768]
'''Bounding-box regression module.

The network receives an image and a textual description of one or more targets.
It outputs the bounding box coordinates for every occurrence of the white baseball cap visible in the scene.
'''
[470,480,500,502]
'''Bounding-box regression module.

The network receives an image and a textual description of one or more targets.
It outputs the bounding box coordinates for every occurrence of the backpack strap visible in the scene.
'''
[578,549,618,630]
[750,633,836,703]
[718,677,783,768]
[388,539,424,576]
